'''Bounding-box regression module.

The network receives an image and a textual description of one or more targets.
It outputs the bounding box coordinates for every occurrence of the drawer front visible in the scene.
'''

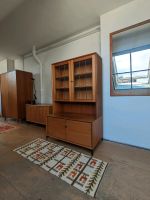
[47,117,66,140]
[66,120,92,147]
[38,106,49,124]
[26,106,38,122]
[26,106,50,125]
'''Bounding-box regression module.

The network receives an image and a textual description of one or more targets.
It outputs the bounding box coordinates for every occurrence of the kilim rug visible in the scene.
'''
[0,122,18,133]
[14,138,108,197]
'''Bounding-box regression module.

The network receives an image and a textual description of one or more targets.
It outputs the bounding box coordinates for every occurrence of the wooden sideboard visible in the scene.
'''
[26,104,52,125]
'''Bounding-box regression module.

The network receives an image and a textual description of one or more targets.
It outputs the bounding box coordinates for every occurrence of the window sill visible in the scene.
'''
[110,88,150,96]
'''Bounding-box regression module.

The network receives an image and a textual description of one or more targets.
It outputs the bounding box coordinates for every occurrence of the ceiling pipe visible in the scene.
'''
[32,45,43,103]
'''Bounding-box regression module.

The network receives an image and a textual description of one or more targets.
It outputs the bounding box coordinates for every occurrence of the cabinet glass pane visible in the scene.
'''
[55,63,69,100]
[73,58,93,100]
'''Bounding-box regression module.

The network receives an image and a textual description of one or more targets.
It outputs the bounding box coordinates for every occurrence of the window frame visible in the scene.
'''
[110,19,150,96]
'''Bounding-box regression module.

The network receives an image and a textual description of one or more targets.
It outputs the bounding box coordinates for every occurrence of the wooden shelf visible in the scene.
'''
[74,85,92,89]
[74,72,92,77]
[72,99,95,102]
[54,99,96,102]
[55,99,70,101]
[48,113,96,123]
[54,99,70,102]
[56,75,69,80]
[56,87,69,90]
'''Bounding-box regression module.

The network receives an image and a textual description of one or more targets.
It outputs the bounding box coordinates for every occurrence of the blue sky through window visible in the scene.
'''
[113,48,150,89]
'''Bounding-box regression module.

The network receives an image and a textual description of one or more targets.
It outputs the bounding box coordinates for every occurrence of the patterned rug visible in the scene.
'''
[14,138,107,197]
[0,122,18,133]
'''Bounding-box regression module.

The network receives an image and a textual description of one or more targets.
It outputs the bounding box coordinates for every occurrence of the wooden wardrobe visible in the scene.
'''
[1,70,33,120]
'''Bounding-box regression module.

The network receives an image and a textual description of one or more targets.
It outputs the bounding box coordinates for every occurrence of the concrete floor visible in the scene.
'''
[0,119,150,200]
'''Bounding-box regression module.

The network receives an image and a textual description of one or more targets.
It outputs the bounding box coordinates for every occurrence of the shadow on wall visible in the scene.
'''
[33,73,41,103]
[0,91,1,114]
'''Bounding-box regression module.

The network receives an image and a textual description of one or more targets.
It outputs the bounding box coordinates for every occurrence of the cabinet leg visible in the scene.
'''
[91,149,94,156]
[46,136,49,140]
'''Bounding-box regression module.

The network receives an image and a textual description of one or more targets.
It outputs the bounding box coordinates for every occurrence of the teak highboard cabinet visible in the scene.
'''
[46,53,102,151]
[1,70,33,120]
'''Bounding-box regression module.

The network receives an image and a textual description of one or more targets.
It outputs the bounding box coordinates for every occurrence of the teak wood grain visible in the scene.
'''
[66,120,92,148]
[1,70,33,120]
[47,117,66,140]
[46,53,103,150]
[26,104,52,125]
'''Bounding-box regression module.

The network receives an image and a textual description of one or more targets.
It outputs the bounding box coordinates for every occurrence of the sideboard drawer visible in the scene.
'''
[26,104,52,125]
[47,116,66,140]
[66,120,92,148]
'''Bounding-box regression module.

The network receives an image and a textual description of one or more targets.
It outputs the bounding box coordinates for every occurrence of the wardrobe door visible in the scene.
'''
[16,71,33,119]
[1,74,9,118]
[7,71,18,118]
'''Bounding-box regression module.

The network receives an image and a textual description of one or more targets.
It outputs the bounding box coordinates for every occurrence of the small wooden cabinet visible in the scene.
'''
[47,114,102,149]
[26,104,52,125]
[46,53,102,150]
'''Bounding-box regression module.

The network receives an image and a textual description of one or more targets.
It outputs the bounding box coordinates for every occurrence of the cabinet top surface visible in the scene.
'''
[48,113,96,122]
[26,104,52,107]
[0,69,32,76]
[52,52,100,65]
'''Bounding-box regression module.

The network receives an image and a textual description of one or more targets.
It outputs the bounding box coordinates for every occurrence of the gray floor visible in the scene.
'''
[0,120,150,200]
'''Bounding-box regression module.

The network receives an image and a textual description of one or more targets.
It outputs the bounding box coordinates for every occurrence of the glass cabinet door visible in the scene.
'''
[72,55,95,102]
[53,61,70,101]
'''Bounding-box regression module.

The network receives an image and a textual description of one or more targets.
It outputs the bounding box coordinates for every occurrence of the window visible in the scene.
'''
[112,46,150,90]
[110,19,150,96]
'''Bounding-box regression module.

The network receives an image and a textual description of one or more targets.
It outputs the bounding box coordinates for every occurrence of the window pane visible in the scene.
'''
[113,72,131,90]
[132,70,150,89]
[114,54,130,73]
[132,49,150,71]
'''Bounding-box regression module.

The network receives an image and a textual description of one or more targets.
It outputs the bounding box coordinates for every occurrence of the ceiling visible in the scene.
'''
[0,0,24,22]
[0,0,134,60]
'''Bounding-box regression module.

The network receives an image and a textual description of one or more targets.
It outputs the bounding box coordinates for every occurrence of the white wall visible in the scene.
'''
[24,30,100,103]
[0,59,15,74]
[0,59,7,74]
[101,0,150,149]
[0,56,23,74]
[14,57,24,70]
[0,56,23,113]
